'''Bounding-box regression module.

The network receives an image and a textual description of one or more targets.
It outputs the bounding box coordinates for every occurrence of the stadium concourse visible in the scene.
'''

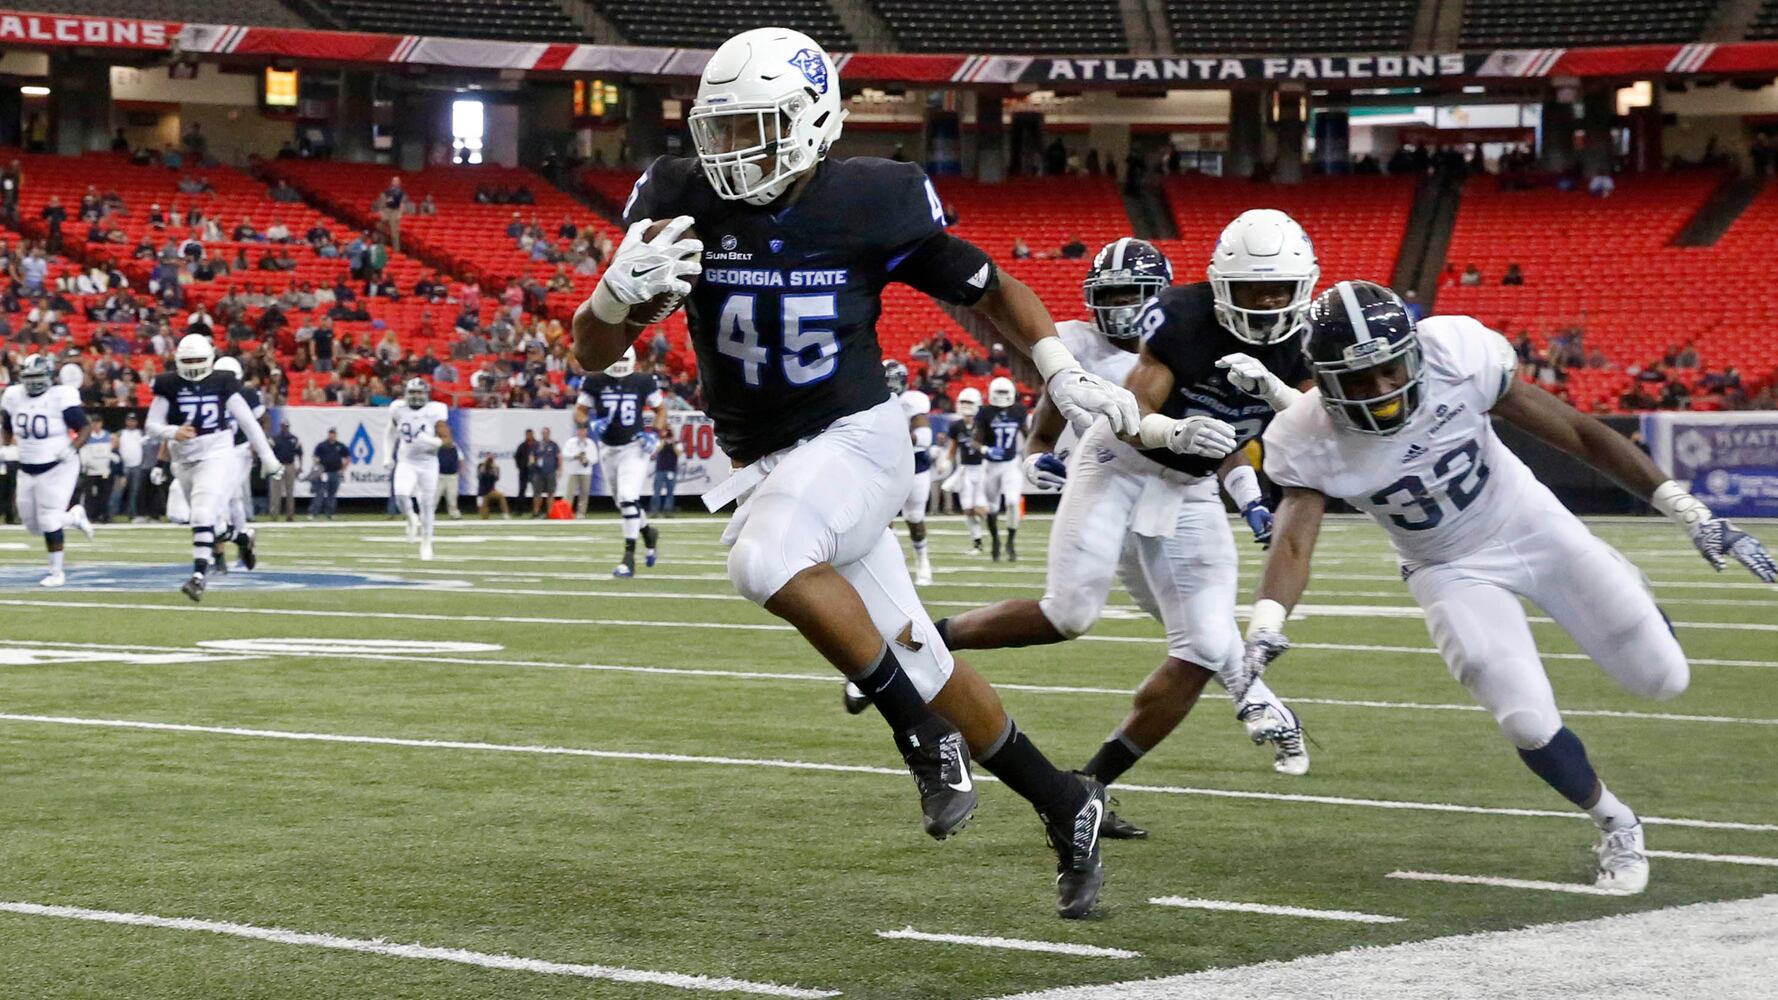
[3,1,1778,999]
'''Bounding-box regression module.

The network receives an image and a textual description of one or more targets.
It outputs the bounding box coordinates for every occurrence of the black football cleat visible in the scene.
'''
[1047,774,1108,919]
[180,572,207,603]
[237,528,257,571]
[895,715,977,841]
[841,681,870,715]
[1099,803,1148,840]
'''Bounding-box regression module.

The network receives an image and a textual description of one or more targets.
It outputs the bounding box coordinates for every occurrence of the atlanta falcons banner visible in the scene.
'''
[4,8,1778,85]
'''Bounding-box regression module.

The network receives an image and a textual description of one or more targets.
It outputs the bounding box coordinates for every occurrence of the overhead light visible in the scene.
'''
[20,85,50,97]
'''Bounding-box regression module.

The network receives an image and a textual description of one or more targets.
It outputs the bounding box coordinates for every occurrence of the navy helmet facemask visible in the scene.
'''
[1084,237,1173,340]
[1302,280,1424,435]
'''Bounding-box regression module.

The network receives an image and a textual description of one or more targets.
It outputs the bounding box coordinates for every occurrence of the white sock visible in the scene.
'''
[1587,783,1636,831]
[967,515,982,542]
[49,550,64,573]
[1242,677,1288,715]
[912,538,927,556]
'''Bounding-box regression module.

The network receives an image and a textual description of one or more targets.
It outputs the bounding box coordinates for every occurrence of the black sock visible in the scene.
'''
[851,645,930,733]
[623,538,636,562]
[1518,727,1600,807]
[1006,527,1017,545]
[978,719,1083,821]
[192,558,207,574]
[987,514,999,550]
[1083,732,1144,786]
[641,524,658,547]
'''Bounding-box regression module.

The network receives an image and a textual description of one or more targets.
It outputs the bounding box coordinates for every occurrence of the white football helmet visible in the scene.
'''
[404,377,430,407]
[59,362,84,387]
[19,353,53,396]
[987,376,1016,408]
[212,356,243,379]
[1207,209,1319,345]
[955,386,982,419]
[689,27,847,205]
[606,346,637,378]
[176,333,215,381]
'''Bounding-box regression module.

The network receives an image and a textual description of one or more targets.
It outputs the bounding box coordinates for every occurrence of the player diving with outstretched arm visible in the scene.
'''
[1236,280,1777,894]
[930,232,1314,838]
[146,335,283,601]
[385,377,451,561]
[571,27,1173,918]
[0,353,95,586]
[575,346,669,577]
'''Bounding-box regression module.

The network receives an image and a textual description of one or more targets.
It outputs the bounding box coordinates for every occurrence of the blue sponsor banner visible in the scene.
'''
[1643,411,1778,518]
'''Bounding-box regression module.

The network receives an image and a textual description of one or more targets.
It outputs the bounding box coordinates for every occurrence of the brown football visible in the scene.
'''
[625,218,700,330]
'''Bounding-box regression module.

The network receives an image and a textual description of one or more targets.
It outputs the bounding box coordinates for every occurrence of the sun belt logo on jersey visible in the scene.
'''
[789,49,828,93]
[349,424,376,465]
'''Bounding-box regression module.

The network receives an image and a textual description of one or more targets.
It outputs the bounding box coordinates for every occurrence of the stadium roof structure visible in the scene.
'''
[3,8,1778,87]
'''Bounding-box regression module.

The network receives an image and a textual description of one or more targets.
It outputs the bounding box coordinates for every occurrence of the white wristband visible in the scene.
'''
[1651,479,1710,535]
[1138,413,1176,450]
[1223,463,1262,509]
[1030,337,1078,384]
[1247,598,1287,638]
[1266,384,1304,411]
[586,281,630,325]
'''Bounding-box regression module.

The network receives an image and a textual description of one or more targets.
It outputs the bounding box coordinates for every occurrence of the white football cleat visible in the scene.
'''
[915,556,933,587]
[419,540,433,562]
[40,571,65,588]
[1595,822,1649,894]
[66,505,95,540]
[1238,702,1310,776]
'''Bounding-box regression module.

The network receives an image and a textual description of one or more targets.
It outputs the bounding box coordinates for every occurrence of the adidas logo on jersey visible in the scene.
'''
[966,263,991,289]
[1401,444,1428,463]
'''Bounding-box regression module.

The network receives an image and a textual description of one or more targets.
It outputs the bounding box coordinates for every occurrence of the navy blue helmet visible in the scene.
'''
[1084,237,1173,339]
[1302,280,1423,435]
[882,358,908,394]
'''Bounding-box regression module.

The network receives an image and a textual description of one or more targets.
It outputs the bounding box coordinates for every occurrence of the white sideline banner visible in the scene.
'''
[271,406,730,499]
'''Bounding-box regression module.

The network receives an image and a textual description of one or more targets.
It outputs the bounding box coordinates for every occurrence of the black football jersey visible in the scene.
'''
[231,386,264,446]
[975,403,1026,463]
[151,371,242,439]
[949,418,983,466]
[1134,282,1311,477]
[579,372,661,447]
[624,155,987,463]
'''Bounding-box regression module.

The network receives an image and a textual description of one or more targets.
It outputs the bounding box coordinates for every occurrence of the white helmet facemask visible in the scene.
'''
[1208,209,1319,346]
[690,28,847,206]
[176,334,215,382]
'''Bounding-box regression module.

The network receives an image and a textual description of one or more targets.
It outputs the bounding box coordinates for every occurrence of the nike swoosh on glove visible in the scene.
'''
[1242,500,1274,547]
[1023,451,1068,490]
[599,216,703,308]
[1168,415,1238,458]
[1047,368,1141,436]
[1694,518,1778,583]
[1236,628,1291,702]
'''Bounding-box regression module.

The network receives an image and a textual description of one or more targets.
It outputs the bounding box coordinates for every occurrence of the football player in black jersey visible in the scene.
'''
[974,377,1027,561]
[146,335,282,601]
[947,386,988,554]
[571,27,1154,918]
[936,217,1321,832]
[575,347,670,577]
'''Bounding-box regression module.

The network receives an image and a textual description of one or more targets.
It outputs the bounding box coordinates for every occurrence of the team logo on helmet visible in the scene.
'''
[789,49,828,93]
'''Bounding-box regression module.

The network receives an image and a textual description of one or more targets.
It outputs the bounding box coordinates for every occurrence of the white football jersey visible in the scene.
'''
[1,383,82,465]
[391,400,449,467]
[1057,319,1139,386]
[898,388,931,421]
[1262,315,1555,566]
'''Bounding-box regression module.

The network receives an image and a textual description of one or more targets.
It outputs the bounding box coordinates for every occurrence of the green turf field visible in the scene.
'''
[1,512,1774,999]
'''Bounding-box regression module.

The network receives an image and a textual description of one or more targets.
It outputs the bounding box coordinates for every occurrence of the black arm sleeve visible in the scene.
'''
[889,231,998,307]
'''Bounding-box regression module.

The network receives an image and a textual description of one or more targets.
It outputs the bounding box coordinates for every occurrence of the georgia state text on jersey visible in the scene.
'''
[578,372,665,447]
[623,154,994,463]
[391,399,450,466]
[1,382,84,470]
[976,403,1027,463]
[1262,315,1538,566]
[900,388,933,472]
[1136,282,1310,477]
[151,370,246,462]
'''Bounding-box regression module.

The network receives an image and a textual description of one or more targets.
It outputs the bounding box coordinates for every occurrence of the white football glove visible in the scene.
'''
[1047,367,1141,436]
[1234,628,1291,703]
[260,455,284,480]
[382,455,396,472]
[1167,415,1238,459]
[1216,353,1300,411]
[149,466,167,487]
[585,216,702,322]
[1692,518,1778,583]
[1022,451,1068,491]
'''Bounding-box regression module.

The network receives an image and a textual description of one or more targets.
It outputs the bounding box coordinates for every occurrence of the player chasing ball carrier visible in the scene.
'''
[0,354,95,586]
[575,346,668,577]
[385,377,451,562]
[1237,280,1777,893]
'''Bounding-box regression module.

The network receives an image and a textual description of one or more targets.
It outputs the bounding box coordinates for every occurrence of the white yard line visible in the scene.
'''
[1,711,1772,832]
[1384,871,1627,896]
[0,900,837,997]
[1645,849,1778,868]
[875,928,1138,959]
[1147,897,1403,924]
[985,894,1778,1000]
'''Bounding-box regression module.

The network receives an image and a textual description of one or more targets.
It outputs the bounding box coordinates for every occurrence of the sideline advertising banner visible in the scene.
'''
[1642,411,1778,519]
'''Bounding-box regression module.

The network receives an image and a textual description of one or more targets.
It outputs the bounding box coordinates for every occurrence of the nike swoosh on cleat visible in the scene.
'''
[1076,799,1103,855]
[947,769,972,793]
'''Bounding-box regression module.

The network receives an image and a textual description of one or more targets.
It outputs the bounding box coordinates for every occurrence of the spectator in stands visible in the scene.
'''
[1,160,20,222]
[529,428,560,515]
[269,178,302,203]
[1660,378,1690,410]
[1460,264,1483,287]
[379,176,405,252]
[177,174,212,196]
[310,428,348,519]
[1502,263,1524,286]
[456,327,490,359]
[418,193,437,216]
[344,232,368,278]
[1012,237,1031,260]
[1675,342,1700,369]
[375,326,402,364]
[182,122,206,158]
[1058,235,1087,259]
[312,316,335,373]
[39,196,65,252]
[265,220,291,243]
[233,217,260,242]
[512,185,534,205]
[1588,172,1615,198]
[513,430,535,508]
[942,202,958,227]
[19,247,47,295]
[546,265,574,294]
[557,216,578,240]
